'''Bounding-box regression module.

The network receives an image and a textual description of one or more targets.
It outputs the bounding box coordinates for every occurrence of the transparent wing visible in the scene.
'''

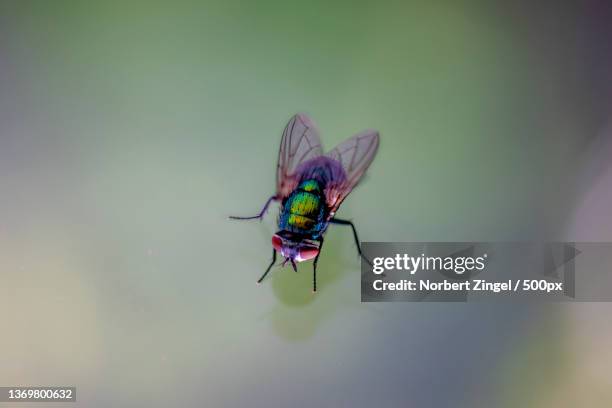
[324,129,380,213]
[276,113,324,199]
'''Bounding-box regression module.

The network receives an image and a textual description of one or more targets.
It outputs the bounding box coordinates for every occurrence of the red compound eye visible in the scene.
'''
[271,235,283,252]
[297,247,319,262]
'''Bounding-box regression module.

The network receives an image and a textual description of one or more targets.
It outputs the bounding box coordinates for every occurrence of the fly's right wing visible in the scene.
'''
[276,113,324,199]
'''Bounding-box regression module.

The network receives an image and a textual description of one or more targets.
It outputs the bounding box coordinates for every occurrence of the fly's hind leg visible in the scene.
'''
[329,218,373,267]
[257,248,277,284]
[229,195,277,221]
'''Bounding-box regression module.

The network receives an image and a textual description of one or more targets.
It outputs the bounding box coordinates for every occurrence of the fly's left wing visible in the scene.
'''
[324,129,379,214]
[276,113,323,199]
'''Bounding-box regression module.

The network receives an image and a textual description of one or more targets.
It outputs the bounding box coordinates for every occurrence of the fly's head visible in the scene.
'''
[272,232,319,270]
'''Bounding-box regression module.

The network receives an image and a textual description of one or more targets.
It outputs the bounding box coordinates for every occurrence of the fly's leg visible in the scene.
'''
[229,195,277,221]
[312,236,324,293]
[329,218,373,267]
[257,248,277,284]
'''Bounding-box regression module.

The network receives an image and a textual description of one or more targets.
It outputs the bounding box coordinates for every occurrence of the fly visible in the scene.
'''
[230,113,380,292]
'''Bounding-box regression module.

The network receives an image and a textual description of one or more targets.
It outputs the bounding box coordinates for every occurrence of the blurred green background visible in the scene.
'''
[1,1,611,407]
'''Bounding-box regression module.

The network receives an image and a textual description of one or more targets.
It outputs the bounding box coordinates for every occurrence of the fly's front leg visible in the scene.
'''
[329,218,373,267]
[229,195,277,221]
[257,248,277,284]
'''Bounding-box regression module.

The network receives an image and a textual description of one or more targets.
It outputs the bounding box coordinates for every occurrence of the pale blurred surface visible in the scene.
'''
[1,1,611,407]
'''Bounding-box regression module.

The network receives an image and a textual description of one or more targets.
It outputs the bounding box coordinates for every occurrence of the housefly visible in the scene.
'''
[230,113,379,292]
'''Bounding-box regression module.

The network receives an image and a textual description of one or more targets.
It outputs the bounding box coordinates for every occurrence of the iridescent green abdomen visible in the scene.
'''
[278,179,326,237]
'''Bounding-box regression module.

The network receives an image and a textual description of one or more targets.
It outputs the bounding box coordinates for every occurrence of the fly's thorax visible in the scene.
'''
[298,179,321,193]
[278,179,327,234]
